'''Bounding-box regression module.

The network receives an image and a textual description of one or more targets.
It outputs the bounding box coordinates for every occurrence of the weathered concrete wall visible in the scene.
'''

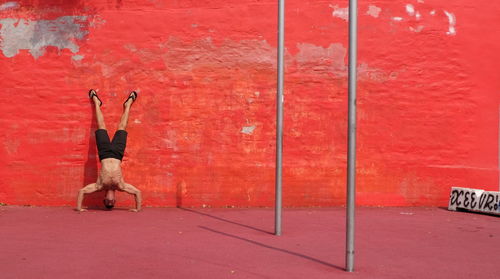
[0,0,498,207]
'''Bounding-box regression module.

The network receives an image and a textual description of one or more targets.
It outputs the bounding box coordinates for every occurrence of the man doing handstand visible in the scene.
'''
[76,89,142,212]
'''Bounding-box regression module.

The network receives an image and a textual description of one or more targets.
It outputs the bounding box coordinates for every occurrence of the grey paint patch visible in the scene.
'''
[89,16,106,28]
[366,5,382,18]
[3,139,19,155]
[241,126,256,135]
[159,37,277,71]
[0,16,88,59]
[123,43,137,52]
[72,54,84,61]
[0,2,19,11]
[295,43,346,74]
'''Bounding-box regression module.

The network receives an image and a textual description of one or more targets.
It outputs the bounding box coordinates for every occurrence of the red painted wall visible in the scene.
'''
[0,0,498,207]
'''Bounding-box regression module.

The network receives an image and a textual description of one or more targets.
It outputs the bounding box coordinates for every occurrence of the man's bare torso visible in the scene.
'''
[97,158,124,189]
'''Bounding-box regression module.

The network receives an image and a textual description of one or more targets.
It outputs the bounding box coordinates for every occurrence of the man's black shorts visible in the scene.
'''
[95,129,128,161]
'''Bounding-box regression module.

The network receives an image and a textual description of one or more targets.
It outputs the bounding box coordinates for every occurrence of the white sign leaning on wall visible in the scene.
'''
[448,187,500,216]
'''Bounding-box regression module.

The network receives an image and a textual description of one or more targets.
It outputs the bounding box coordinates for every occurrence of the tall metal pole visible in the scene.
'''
[346,0,357,272]
[275,0,285,236]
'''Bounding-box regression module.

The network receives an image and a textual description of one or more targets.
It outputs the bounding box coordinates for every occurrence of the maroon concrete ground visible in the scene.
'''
[0,206,498,278]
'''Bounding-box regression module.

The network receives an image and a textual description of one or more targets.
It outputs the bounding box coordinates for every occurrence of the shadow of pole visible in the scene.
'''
[199,226,344,271]
[179,207,273,235]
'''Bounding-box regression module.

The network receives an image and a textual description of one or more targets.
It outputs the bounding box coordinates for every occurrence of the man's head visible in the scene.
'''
[104,190,116,210]
[103,198,115,209]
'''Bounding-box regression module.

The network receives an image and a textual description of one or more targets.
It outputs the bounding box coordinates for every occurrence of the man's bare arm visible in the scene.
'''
[120,183,142,211]
[76,183,100,211]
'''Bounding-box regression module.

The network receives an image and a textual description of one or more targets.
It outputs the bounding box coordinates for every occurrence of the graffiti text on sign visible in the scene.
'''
[448,187,500,215]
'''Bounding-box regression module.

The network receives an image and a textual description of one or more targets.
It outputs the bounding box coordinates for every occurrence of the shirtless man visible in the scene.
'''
[76,89,142,212]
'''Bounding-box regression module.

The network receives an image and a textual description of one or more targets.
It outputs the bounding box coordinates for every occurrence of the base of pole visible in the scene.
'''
[346,250,355,272]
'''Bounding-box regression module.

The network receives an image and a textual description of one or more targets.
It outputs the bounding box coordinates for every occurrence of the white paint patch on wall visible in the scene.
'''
[444,11,457,35]
[356,3,456,36]
[0,1,19,11]
[366,5,382,18]
[72,54,84,61]
[406,4,415,16]
[415,11,422,20]
[409,26,424,32]
[0,16,88,58]
[329,4,348,21]
[241,126,256,135]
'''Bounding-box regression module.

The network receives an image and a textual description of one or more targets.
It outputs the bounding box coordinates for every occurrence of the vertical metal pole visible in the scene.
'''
[346,0,357,272]
[498,105,500,191]
[275,0,285,236]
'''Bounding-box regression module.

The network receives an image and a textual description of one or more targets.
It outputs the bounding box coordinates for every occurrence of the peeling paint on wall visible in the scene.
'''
[72,54,84,61]
[329,4,348,21]
[406,4,416,17]
[157,38,277,72]
[444,11,457,35]
[0,1,18,11]
[96,36,387,83]
[337,2,458,36]
[409,25,424,33]
[3,139,19,155]
[366,5,382,18]
[0,16,88,58]
[241,126,256,135]
[415,11,422,20]
[295,43,345,70]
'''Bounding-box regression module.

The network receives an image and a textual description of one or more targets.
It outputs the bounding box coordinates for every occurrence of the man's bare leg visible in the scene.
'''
[118,183,142,211]
[91,90,111,205]
[76,183,102,211]
[76,90,107,212]
[117,92,136,130]
[114,92,139,211]
[92,92,106,130]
